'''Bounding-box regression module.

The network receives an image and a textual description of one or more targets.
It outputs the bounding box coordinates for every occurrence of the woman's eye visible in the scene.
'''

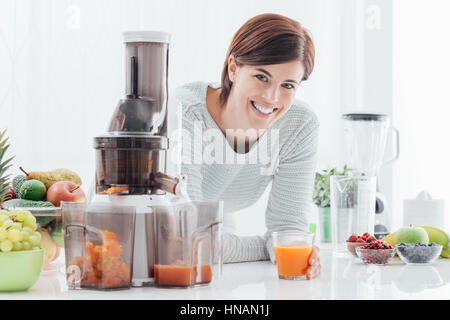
[282,83,295,90]
[255,74,267,81]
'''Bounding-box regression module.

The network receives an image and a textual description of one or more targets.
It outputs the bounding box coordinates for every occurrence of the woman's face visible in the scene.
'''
[226,56,305,131]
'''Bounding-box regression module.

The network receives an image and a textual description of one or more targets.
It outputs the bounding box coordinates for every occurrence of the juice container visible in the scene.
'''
[151,201,223,288]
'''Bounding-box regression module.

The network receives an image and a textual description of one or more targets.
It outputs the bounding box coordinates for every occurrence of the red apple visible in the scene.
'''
[46,181,86,207]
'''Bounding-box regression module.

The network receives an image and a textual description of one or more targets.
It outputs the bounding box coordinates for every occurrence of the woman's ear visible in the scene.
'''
[228,55,237,82]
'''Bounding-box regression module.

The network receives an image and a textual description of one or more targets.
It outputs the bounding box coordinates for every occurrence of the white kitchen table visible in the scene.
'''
[2,243,450,300]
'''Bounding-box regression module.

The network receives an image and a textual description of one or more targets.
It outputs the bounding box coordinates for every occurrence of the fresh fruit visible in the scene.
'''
[12,175,26,196]
[18,179,47,201]
[19,167,82,189]
[381,232,396,247]
[0,209,41,252]
[38,228,58,266]
[361,240,393,250]
[418,226,450,258]
[356,241,395,265]
[46,181,86,207]
[346,233,377,243]
[0,130,15,205]
[394,225,429,245]
[346,233,379,256]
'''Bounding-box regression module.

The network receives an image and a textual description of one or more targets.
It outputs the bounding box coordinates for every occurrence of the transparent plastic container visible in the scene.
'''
[330,175,376,255]
[150,201,223,288]
[62,201,136,290]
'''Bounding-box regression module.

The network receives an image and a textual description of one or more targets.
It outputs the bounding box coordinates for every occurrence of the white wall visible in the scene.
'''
[393,0,450,231]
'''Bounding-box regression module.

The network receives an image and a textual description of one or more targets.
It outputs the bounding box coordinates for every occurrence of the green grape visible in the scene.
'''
[29,235,39,246]
[11,222,22,231]
[12,241,23,251]
[7,229,23,242]
[22,226,32,234]
[2,220,13,229]
[13,212,26,222]
[34,231,42,241]
[20,230,30,241]
[0,240,13,252]
[0,228,7,241]
[22,241,31,250]
[23,216,37,231]
[0,215,9,225]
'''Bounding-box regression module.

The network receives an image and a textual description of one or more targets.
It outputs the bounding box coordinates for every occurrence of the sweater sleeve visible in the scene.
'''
[264,113,319,262]
[223,112,319,263]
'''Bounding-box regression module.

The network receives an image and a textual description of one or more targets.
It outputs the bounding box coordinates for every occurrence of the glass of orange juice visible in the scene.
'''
[272,231,314,280]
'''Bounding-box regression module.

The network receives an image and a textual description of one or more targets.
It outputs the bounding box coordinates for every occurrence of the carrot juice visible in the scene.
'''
[273,244,313,279]
[154,263,212,286]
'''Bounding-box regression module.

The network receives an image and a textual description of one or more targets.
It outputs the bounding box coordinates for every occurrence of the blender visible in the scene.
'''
[342,113,399,239]
[89,31,223,287]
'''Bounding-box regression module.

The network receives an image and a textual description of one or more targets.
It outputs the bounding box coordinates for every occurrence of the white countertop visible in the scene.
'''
[3,243,450,300]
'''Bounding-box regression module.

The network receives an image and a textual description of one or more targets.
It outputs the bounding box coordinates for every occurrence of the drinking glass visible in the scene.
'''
[330,175,376,255]
[272,231,314,280]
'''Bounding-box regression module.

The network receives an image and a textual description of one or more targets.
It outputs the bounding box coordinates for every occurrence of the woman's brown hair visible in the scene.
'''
[220,13,315,106]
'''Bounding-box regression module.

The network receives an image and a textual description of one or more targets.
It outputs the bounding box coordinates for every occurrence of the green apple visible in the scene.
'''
[394,225,429,245]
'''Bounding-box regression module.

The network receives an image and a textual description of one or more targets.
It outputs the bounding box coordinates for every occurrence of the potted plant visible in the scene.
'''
[312,165,351,243]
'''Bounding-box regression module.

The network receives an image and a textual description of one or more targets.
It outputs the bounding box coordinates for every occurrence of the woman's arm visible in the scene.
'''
[264,113,319,262]
[223,112,319,263]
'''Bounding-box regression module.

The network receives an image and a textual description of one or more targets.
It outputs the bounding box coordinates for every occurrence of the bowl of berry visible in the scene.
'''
[346,233,378,257]
[355,241,395,265]
[396,243,442,265]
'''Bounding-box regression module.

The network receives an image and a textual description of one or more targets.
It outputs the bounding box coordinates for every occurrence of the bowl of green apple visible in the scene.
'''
[0,209,44,292]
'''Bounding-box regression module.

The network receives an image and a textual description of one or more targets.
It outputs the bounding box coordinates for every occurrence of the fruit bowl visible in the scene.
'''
[2,205,63,271]
[356,247,396,265]
[396,243,443,265]
[0,249,44,292]
[346,242,367,257]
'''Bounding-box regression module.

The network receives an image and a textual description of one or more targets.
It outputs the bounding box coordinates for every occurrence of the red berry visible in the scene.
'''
[356,238,365,243]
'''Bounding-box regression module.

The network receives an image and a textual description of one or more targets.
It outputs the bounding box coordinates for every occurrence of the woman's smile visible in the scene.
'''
[250,100,279,119]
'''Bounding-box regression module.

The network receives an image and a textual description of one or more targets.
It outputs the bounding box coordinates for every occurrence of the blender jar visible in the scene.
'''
[150,201,223,288]
[62,202,136,290]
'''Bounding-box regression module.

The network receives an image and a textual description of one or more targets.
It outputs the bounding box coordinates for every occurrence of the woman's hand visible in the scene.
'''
[306,245,321,280]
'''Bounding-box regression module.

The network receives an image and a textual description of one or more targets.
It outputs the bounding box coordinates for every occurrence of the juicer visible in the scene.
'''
[89,31,222,287]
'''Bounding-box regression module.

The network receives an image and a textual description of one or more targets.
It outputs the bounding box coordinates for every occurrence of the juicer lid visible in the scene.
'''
[342,113,388,121]
[123,30,171,44]
[94,133,168,150]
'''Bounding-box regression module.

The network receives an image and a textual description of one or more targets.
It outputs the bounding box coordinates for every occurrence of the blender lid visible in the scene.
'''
[94,133,168,150]
[123,31,171,44]
[342,113,388,121]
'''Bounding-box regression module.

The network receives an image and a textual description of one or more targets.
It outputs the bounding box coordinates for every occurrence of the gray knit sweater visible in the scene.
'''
[172,81,319,263]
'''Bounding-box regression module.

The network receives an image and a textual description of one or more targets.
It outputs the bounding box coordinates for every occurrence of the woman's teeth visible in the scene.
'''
[251,101,275,115]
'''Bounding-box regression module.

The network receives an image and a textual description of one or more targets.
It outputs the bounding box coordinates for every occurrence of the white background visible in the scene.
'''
[0,0,448,236]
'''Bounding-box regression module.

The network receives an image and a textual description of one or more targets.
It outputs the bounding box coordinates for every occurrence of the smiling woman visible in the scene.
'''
[173,13,321,280]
